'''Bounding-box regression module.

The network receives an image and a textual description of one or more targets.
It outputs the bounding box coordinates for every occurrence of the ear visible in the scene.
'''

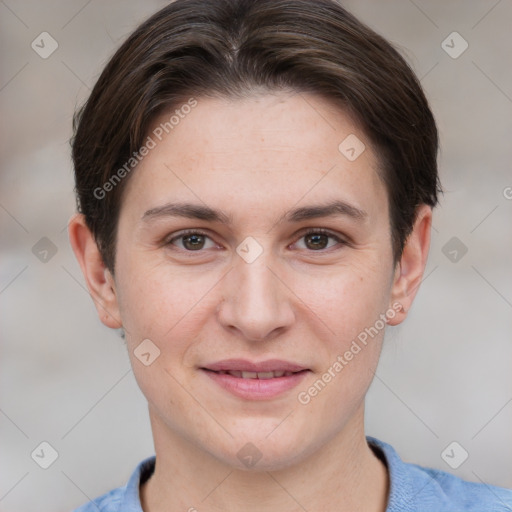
[68,213,122,329]
[387,204,432,326]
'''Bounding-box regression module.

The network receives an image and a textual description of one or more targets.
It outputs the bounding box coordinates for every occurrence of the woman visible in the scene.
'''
[68,0,512,510]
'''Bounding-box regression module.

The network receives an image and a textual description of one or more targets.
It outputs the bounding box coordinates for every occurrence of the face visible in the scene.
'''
[85,92,422,470]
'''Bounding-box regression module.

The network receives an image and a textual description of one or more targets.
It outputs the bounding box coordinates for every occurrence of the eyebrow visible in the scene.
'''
[141,200,367,224]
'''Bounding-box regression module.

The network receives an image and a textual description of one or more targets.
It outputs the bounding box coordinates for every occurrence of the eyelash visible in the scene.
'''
[165,228,347,253]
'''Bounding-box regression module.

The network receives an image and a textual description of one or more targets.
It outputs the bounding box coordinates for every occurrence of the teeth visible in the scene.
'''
[255,371,274,380]
[222,370,296,379]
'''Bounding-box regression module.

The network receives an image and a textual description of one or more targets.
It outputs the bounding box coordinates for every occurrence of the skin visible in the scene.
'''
[69,91,432,512]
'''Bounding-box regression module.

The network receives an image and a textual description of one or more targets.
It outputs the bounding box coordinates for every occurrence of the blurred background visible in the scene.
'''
[1,1,511,510]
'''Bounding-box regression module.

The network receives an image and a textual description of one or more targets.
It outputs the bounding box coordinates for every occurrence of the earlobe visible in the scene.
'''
[68,213,122,329]
[387,205,432,326]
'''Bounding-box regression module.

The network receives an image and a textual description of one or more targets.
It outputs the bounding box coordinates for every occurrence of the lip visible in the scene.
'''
[202,358,308,373]
[200,359,310,400]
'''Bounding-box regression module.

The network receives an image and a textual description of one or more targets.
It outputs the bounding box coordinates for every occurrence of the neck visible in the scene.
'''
[141,405,389,512]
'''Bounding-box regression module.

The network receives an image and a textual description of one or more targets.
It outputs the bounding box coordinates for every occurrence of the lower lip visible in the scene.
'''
[201,369,310,400]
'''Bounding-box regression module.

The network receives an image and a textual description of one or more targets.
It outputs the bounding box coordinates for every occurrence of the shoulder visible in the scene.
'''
[403,463,512,511]
[70,456,156,512]
[367,436,512,512]
[71,488,124,512]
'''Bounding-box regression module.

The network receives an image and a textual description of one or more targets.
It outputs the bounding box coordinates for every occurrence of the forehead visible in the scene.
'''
[120,92,387,222]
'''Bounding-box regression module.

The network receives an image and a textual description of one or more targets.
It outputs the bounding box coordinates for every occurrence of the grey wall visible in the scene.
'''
[1,1,511,511]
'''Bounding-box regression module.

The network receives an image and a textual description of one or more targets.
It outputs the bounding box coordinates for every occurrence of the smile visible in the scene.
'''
[213,370,298,379]
[200,365,310,400]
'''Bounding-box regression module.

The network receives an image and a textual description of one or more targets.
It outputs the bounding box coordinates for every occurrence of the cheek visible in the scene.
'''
[114,257,223,391]
[115,255,210,340]
[291,256,392,341]
[293,266,388,419]
[116,265,201,409]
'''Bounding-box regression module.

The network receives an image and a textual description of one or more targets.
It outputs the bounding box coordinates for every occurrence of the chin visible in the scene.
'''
[215,425,316,472]
[225,446,308,472]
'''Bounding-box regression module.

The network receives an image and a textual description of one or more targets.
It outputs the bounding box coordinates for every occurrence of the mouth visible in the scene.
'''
[199,359,311,400]
[202,369,307,379]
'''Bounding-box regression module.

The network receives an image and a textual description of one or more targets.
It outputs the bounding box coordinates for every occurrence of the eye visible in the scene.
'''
[293,229,346,251]
[165,228,346,253]
[166,230,218,251]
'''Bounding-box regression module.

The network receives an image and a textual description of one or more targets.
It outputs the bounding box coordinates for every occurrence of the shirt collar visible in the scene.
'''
[118,455,156,512]
[117,437,408,511]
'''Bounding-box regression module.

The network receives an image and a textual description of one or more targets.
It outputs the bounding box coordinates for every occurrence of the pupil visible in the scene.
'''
[184,234,204,250]
[306,233,328,250]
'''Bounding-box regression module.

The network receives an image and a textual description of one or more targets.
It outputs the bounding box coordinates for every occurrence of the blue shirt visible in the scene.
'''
[72,436,512,511]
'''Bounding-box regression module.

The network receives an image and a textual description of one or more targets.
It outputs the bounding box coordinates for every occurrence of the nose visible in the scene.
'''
[216,247,295,341]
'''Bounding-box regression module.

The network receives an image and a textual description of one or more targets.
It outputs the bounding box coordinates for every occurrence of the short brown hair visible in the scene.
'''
[71,0,441,272]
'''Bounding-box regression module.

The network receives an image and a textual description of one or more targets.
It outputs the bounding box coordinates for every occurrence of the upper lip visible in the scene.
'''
[202,359,309,373]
